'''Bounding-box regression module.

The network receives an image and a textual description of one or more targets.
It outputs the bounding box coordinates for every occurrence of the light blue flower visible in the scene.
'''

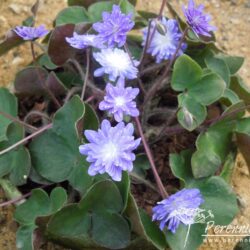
[99,78,140,122]
[183,0,216,37]
[142,18,187,63]
[152,188,204,233]
[93,5,134,48]
[14,25,49,40]
[79,120,141,181]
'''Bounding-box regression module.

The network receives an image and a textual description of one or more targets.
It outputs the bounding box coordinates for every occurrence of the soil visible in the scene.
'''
[0,0,250,250]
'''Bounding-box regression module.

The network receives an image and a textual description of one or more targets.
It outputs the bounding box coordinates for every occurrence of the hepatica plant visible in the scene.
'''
[0,0,249,250]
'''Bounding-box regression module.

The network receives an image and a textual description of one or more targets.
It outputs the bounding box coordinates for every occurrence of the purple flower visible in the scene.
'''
[14,25,49,40]
[93,48,139,81]
[93,5,134,48]
[66,32,100,49]
[142,18,187,63]
[99,78,140,122]
[79,120,141,181]
[183,0,216,37]
[152,188,204,233]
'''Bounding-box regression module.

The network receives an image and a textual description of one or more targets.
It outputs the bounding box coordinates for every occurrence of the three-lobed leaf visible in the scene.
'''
[29,96,89,184]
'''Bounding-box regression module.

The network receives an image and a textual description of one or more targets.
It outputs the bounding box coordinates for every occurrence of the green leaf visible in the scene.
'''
[171,54,203,91]
[87,0,136,22]
[8,147,31,186]
[133,154,150,177]
[14,189,51,225]
[177,94,207,131]
[68,160,93,195]
[221,88,240,105]
[124,194,167,250]
[119,0,136,18]
[15,188,67,250]
[189,176,238,225]
[30,96,86,182]
[68,0,137,8]
[47,180,130,249]
[235,117,250,136]
[188,73,226,106]
[38,54,58,70]
[55,6,90,26]
[0,123,31,186]
[82,103,99,131]
[0,88,17,142]
[220,152,236,182]
[205,55,230,86]
[221,101,245,121]
[88,1,114,22]
[47,204,94,249]
[230,75,250,106]
[169,150,194,185]
[50,187,68,213]
[79,180,124,213]
[166,223,206,250]
[192,121,234,178]
[217,54,244,75]
[92,211,130,249]
[16,225,37,250]
[115,172,130,212]
[139,209,167,250]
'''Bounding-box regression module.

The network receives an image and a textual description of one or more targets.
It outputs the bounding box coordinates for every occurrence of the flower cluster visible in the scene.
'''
[142,18,187,63]
[152,188,204,233]
[78,5,140,181]
[12,1,214,237]
[183,0,216,37]
[14,25,49,40]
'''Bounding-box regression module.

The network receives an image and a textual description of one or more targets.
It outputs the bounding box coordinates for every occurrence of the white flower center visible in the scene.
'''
[102,141,118,161]
[114,96,125,107]
[105,51,130,71]
[156,32,173,48]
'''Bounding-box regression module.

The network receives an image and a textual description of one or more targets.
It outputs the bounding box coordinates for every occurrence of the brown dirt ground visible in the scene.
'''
[0,0,250,249]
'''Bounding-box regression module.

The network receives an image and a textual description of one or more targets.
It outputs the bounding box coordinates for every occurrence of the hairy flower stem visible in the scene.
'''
[30,42,61,109]
[81,48,91,100]
[0,123,52,156]
[134,117,168,199]
[143,27,189,107]
[0,110,38,132]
